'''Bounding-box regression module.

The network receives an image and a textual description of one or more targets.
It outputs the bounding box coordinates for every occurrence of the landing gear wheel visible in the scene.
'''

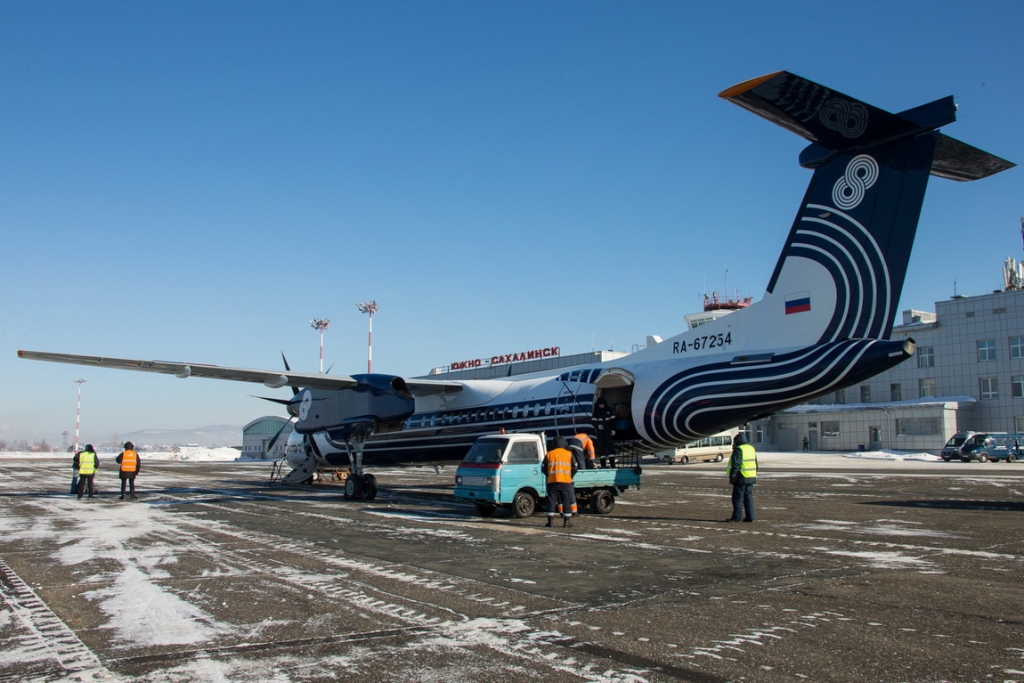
[590,489,616,515]
[364,474,378,501]
[511,491,536,518]
[344,474,364,500]
[475,503,496,517]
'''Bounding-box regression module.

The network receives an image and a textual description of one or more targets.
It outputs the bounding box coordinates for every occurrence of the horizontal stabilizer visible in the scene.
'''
[720,71,1014,181]
[931,133,1016,181]
[719,71,924,150]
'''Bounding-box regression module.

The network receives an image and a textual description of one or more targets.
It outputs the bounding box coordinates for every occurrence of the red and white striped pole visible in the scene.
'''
[357,301,378,373]
[309,318,330,374]
[73,378,86,452]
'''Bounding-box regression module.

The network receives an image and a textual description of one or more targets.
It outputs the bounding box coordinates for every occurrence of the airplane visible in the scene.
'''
[19,70,1014,500]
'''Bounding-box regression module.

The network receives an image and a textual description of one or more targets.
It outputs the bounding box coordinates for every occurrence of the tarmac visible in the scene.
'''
[1,452,1023,682]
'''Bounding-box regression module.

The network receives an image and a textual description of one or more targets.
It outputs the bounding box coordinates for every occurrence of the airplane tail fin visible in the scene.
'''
[721,71,1014,344]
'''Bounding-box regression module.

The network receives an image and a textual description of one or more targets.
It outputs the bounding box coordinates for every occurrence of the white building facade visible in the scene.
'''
[752,286,1024,453]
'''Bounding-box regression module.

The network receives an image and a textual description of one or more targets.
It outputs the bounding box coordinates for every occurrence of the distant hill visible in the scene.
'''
[121,425,243,449]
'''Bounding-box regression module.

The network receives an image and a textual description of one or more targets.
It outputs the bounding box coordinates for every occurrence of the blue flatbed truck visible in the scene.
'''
[453,433,642,518]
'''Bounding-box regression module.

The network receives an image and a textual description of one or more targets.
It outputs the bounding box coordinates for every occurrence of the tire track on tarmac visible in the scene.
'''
[0,558,118,682]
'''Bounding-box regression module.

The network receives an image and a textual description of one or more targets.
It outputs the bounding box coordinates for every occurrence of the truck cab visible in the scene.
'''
[453,432,641,518]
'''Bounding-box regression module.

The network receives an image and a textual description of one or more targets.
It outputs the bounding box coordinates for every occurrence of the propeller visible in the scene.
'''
[252,352,302,460]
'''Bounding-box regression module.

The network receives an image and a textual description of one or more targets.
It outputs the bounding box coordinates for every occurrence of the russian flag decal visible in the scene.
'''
[785,291,811,315]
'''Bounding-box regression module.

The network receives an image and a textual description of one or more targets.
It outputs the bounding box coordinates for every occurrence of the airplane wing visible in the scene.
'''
[17,349,466,395]
[17,349,360,391]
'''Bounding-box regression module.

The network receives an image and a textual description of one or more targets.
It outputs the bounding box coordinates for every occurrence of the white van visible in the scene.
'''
[657,428,739,464]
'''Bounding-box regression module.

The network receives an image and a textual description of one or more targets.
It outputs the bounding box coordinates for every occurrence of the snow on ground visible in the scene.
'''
[1,447,243,461]
[841,448,941,462]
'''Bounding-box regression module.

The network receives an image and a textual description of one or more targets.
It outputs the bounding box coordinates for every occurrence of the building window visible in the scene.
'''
[980,377,998,399]
[1011,336,1024,359]
[978,339,997,361]
[1017,416,1024,433]
[821,421,840,438]
[919,378,936,398]
[895,417,941,436]
[917,346,935,368]
[860,385,871,403]
[891,383,902,401]
[834,389,846,405]
[1012,376,1024,399]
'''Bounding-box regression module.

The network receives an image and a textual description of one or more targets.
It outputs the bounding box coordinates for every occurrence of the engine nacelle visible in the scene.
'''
[289,374,415,434]
[284,430,309,468]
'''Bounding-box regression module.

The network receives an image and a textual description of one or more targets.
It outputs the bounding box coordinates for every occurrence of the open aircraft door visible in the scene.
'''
[594,368,638,440]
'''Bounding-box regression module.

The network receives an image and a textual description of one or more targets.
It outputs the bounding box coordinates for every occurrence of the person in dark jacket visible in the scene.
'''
[73,444,98,500]
[591,397,616,467]
[116,441,141,500]
[726,433,757,523]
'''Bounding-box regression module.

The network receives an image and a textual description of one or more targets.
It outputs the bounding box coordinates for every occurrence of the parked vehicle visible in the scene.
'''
[941,432,980,461]
[959,433,1023,463]
[656,428,739,464]
[453,432,642,517]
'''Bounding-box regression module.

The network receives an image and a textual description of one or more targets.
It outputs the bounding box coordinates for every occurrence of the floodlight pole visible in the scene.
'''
[73,379,86,453]
[356,301,378,373]
[309,318,330,374]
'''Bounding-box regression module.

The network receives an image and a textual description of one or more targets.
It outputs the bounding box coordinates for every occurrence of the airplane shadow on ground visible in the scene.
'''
[863,500,1024,512]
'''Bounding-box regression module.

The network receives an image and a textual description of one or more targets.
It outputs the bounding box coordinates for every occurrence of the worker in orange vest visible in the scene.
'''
[116,441,141,500]
[542,437,578,528]
[574,432,596,469]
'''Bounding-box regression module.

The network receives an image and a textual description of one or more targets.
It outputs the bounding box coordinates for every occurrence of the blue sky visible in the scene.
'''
[2,1,1021,446]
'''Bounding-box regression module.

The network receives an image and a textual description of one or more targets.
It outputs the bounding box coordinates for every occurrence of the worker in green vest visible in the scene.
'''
[725,433,757,522]
[73,444,99,500]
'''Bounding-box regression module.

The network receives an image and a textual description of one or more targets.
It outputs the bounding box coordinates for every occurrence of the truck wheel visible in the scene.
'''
[1008,454,1017,463]
[590,489,616,515]
[978,453,989,463]
[512,491,536,518]
[475,503,496,517]
[714,454,724,463]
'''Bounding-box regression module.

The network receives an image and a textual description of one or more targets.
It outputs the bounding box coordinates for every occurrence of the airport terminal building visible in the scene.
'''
[751,282,1024,452]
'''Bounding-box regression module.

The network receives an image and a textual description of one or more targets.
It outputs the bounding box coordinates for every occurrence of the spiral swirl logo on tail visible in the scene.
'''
[832,155,879,210]
[819,97,868,139]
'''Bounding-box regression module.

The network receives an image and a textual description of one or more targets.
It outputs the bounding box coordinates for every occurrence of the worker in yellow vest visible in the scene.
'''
[542,437,578,528]
[116,441,141,500]
[726,432,757,523]
[73,444,98,500]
